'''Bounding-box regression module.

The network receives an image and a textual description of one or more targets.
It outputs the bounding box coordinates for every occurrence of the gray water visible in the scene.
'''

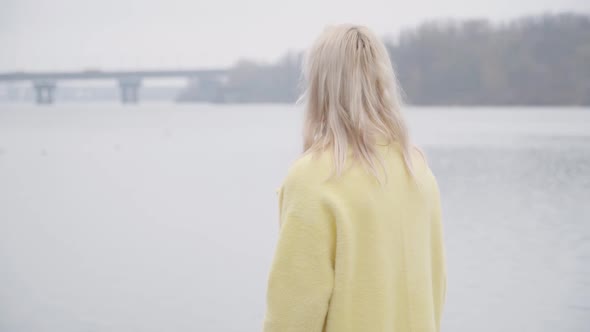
[0,104,589,332]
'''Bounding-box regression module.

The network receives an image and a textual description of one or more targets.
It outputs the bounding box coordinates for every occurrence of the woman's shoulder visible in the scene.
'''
[280,151,332,192]
[408,145,440,196]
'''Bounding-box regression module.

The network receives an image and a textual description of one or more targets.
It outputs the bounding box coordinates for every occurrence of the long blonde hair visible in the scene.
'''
[300,24,413,179]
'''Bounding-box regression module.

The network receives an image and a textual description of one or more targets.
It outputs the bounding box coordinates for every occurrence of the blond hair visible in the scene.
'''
[300,24,413,179]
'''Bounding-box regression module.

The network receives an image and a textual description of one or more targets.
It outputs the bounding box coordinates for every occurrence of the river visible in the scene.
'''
[0,104,588,332]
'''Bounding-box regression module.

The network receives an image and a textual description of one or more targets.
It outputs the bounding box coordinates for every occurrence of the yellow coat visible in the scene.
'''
[263,143,447,332]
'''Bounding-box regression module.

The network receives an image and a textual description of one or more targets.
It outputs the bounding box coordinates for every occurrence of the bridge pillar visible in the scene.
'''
[33,81,57,104]
[118,77,142,104]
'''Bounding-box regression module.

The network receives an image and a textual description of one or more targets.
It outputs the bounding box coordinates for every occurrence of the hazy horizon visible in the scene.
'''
[1,0,589,72]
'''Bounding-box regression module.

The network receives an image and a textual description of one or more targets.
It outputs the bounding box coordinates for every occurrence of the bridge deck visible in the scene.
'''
[0,69,227,82]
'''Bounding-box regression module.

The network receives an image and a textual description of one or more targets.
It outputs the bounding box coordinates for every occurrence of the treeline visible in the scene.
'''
[388,13,590,105]
[178,13,590,105]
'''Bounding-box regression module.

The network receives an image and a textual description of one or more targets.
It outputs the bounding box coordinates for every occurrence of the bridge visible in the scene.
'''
[0,69,228,104]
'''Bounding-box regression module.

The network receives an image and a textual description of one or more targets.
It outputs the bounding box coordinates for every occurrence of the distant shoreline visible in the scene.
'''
[1,14,589,106]
[1,101,589,109]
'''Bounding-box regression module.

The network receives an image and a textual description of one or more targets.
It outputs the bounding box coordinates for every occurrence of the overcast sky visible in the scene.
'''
[1,0,588,71]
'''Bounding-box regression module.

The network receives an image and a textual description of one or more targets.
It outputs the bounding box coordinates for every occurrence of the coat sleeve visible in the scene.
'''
[263,178,336,332]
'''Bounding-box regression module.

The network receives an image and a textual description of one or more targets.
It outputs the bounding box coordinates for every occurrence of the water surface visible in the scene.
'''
[0,104,588,332]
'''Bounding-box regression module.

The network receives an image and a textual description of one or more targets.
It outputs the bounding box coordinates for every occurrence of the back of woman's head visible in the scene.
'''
[301,24,412,178]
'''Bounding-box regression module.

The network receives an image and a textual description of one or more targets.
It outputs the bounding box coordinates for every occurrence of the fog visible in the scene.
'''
[1,0,589,70]
[1,1,590,331]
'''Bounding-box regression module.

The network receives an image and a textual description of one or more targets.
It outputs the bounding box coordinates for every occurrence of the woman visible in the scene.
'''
[263,25,447,332]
